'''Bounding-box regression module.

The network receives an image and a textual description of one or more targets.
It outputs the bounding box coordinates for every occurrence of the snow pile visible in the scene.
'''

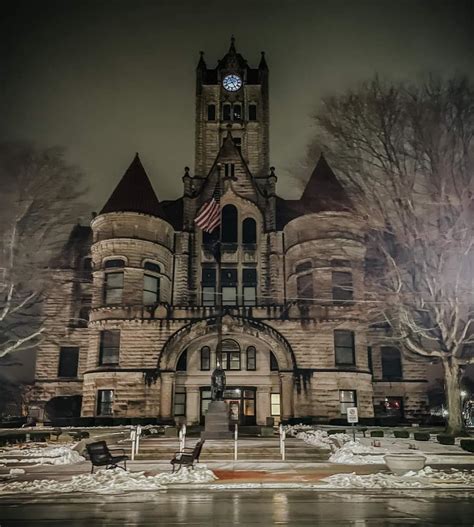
[286,426,351,452]
[9,468,25,476]
[320,466,474,489]
[0,465,217,495]
[0,446,84,466]
[329,441,386,464]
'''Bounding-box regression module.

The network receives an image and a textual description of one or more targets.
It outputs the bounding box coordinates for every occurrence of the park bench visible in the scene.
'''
[170,439,205,473]
[86,440,129,473]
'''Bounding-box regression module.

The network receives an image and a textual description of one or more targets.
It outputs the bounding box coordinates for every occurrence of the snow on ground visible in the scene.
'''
[320,466,474,489]
[286,426,350,452]
[0,445,85,466]
[0,465,217,495]
[328,441,386,464]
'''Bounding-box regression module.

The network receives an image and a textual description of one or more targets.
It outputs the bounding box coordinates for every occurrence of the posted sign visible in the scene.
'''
[347,407,359,423]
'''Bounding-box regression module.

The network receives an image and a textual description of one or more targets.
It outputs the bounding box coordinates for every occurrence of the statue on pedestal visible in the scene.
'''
[211,366,226,401]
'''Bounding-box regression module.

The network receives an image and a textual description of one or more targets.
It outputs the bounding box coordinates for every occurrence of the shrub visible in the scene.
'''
[327,429,346,435]
[460,439,474,453]
[370,430,384,437]
[394,430,409,439]
[437,434,455,445]
[414,432,430,441]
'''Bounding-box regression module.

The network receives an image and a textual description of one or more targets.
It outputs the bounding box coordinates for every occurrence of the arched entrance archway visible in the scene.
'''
[157,315,295,425]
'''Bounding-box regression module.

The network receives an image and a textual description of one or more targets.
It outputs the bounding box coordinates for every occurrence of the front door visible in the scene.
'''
[200,386,256,425]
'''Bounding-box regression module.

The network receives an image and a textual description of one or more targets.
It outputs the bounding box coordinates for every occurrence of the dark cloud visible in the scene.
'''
[1,0,472,209]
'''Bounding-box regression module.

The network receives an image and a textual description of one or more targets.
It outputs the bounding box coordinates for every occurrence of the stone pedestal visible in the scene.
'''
[202,401,232,439]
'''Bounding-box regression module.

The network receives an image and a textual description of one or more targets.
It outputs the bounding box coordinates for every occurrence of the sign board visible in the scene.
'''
[347,407,359,423]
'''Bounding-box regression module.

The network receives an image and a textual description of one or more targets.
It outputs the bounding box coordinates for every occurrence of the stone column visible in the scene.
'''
[160,372,175,420]
[186,387,200,425]
[256,386,271,425]
[280,372,294,421]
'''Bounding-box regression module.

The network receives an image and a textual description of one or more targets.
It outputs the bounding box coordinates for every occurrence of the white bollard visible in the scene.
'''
[280,426,286,461]
[130,429,136,461]
[234,424,238,461]
[135,425,142,456]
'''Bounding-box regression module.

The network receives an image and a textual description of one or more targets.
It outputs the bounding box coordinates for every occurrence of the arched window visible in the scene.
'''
[246,346,256,370]
[104,258,125,269]
[242,218,257,244]
[176,350,187,371]
[200,346,211,370]
[270,352,279,371]
[295,261,311,274]
[143,262,160,305]
[219,339,241,370]
[221,205,238,243]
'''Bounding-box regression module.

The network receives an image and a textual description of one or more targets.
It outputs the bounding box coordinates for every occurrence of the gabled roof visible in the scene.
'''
[100,153,166,218]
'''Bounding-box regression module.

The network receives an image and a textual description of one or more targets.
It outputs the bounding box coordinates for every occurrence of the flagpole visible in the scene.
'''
[215,163,223,368]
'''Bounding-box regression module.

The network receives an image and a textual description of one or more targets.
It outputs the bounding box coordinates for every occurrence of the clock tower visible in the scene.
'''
[194,37,269,178]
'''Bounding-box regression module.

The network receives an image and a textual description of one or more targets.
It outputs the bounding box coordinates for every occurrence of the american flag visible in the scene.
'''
[194,181,221,233]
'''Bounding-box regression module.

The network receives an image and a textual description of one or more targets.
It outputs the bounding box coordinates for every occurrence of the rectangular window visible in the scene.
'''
[222,268,237,306]
[334,330,355,366]
[174,387,186,416]
[381,347,403,380]
[224,163,235,179]
[339,390,356,415]
[232,104,242,120]
[332,271,353,303]
[271,393,281,416]
[207,104,216,121]
[367,346,373,375]
[243,268,257,306]
[99,330,120,366]
[297,273,313,301]
[202,268,216,306]
[248,104,257,121]
[97,389,114,416]
[58,346,79,378]
[104,272,124,305]
[223,104,231,121]
[143,274,160,305]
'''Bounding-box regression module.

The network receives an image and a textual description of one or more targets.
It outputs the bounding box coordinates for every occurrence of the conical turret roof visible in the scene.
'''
[100,153,166,218]
[300,154,352,211]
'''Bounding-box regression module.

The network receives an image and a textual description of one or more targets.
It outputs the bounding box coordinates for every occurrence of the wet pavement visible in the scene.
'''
[1,489,474,526]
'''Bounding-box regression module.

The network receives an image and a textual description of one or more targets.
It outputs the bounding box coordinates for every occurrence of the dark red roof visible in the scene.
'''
[100,154,166,218]
[301,154,352,211]
[275,155,352,229]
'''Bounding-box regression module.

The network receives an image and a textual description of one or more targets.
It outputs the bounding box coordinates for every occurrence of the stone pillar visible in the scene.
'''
[160,372,175,420]
[280,372,294,421]
[256,386,271,425]
[186,387,200,425]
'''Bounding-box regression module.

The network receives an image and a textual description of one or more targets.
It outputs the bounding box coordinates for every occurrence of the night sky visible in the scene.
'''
[1,0,473,213]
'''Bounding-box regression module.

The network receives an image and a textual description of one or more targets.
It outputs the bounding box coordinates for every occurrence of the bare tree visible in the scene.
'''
[313,76,474,434]
[0,143,86,359]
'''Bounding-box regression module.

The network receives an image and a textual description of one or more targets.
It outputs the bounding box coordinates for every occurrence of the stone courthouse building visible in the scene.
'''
[31,39,430,425]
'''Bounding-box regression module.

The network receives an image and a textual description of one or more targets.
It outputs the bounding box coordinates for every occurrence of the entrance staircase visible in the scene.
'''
[128,437,331,462]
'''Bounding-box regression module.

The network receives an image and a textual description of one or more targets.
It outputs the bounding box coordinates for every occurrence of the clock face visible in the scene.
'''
[223,74,242,92]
